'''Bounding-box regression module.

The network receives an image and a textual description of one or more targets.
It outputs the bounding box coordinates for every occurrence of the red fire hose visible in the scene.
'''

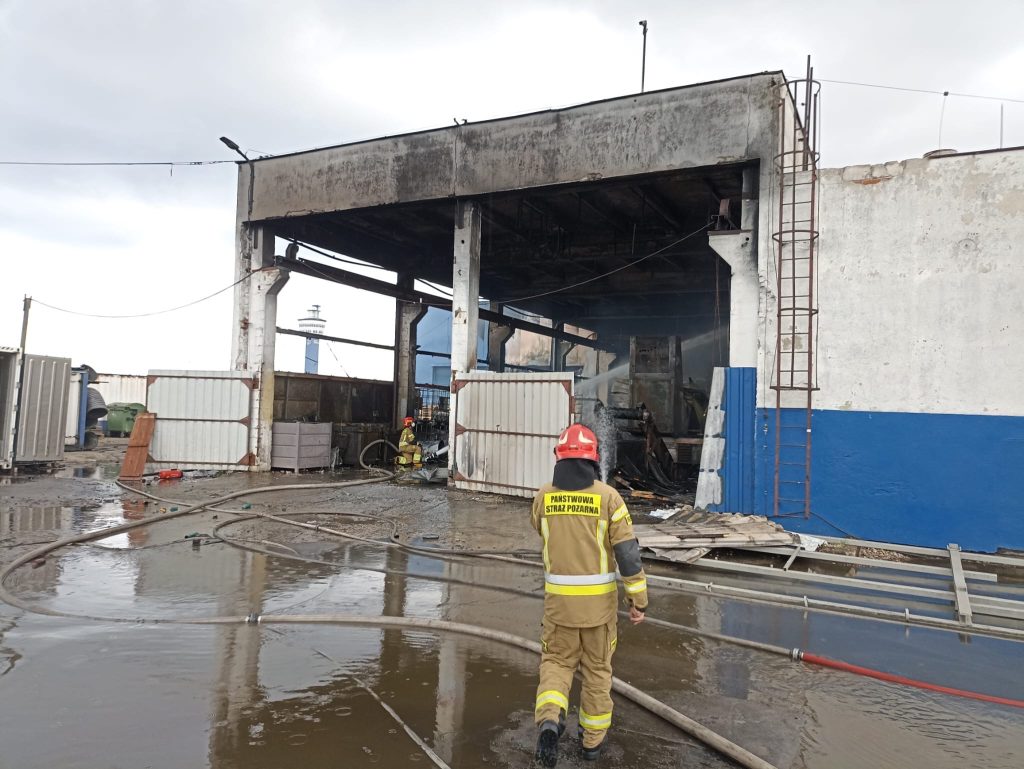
[799,652,1024,709]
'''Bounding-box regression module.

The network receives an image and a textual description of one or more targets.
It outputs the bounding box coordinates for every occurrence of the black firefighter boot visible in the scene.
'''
[534,712,566,768]
[578,727,605,762]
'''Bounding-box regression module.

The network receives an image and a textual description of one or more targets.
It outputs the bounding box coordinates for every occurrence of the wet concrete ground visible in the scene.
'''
[1,458,1022,769]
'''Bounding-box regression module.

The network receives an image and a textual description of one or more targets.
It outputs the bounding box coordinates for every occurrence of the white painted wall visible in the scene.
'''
[758,148,1024,416]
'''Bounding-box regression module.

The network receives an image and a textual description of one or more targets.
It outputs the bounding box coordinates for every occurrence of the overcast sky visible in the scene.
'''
[2,0,1022,380]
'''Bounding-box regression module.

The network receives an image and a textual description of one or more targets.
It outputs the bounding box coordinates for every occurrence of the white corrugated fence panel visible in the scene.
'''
[17,355,71,463]
[94,374,148,406]
[146,370,253,471]
[452,372,573,498]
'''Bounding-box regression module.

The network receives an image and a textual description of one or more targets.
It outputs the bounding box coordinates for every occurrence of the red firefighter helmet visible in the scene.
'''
[403,417,415,427]
[554,423,600,463]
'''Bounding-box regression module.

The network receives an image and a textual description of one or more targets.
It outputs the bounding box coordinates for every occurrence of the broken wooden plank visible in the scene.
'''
[647,547,710,564]
[119,412,156,481]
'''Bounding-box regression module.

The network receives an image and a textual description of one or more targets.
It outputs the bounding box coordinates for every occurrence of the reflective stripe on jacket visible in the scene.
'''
[531,480,648,627]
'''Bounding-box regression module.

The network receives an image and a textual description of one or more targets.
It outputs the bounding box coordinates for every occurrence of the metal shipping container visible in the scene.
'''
[0,347,18,469]
[450,371,574,498]
[16,354,71,463]
[146,370,254,472]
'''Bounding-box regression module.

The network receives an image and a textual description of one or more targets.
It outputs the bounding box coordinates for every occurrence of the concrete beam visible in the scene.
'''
[451,202,481,375]
[276,327,395,352]
[709,231,757,367]
[276,256,613,351]
[487,305,514,372]
[244,73,781,221]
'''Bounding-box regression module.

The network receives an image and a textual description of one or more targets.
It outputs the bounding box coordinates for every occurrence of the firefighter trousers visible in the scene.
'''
[534,618,617,749]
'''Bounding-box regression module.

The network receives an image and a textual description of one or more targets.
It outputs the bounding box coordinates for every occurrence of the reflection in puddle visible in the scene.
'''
[1,495,1023,769]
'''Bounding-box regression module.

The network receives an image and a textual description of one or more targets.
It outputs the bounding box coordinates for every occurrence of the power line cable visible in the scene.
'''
[324,342,352,378]
[34,274,249,318]
[496,222,712,303]
[818,78,1024,105]
[0,159,235,167]
[289,239,393,272]
[290,256,453,312]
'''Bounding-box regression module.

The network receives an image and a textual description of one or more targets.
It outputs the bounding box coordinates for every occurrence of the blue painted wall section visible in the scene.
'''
[752,407,1024,552]
[709,367,757,514]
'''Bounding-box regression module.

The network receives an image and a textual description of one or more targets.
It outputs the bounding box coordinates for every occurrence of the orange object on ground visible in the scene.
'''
[158,469,183,480]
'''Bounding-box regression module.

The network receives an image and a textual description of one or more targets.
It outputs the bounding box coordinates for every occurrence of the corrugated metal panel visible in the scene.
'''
[93,374,148,406]
[17,355,71,463]
[697,367,757,513]
[146,370,253,471]
[1,348,19,469]
[694,368,725,509]
[451,372,573,498]
[721,367,757,513]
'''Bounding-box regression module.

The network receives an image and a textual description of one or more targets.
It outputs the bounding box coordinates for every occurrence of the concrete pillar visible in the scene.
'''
[486,304,513,372]
[709,231,757,368]
[394,274,428,427]
[450,201,481,376]
[449,202,481,474]
[248,263,288,472]
[230,162,264,371]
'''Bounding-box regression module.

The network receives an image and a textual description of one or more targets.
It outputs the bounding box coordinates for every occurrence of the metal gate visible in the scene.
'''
[146,370,254,472]
[450,372,574,498]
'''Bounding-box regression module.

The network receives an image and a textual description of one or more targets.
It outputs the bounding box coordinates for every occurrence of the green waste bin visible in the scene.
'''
[107,403,146,437]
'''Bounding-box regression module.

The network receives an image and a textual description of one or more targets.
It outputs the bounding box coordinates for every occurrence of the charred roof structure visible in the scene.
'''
[231,72,786,493]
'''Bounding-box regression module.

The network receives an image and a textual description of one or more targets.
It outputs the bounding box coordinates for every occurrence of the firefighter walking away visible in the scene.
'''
[531,424,648,766]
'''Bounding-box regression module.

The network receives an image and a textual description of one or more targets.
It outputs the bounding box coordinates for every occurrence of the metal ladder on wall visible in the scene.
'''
[772,60,820,519]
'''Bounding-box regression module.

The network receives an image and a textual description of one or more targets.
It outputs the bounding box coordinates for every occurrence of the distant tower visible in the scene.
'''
[298,305,327,374]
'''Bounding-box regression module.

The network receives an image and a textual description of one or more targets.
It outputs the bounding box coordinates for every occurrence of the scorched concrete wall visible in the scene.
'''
[242,74,781,221]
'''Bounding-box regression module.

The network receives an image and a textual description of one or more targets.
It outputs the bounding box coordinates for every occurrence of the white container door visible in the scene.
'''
[450,372,574,498]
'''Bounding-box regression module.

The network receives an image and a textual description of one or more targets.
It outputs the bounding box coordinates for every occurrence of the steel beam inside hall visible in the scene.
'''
[278,255,612,351]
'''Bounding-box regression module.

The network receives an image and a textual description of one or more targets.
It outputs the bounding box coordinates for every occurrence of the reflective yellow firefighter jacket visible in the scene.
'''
[399,427,417,449]
[530,481,648,627]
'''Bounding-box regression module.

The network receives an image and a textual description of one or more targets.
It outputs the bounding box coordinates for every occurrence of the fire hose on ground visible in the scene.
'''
[89,441,1024,711]
[2,441,1023,768]
[44,438,1024,711]
[0,442,780,769]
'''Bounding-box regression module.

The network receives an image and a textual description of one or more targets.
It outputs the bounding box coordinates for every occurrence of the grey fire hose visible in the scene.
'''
[0,446,779,769]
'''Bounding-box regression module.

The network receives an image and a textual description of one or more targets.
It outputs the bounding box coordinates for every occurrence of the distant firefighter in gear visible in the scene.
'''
[530,424,648,767]
[396,417,422,466]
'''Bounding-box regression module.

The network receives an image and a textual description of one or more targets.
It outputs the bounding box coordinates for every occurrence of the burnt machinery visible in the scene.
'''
[581,336,710,493]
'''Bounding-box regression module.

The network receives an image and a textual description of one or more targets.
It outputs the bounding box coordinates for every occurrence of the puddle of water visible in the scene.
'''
[52,462,123,481]
[2,500,1023,768]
